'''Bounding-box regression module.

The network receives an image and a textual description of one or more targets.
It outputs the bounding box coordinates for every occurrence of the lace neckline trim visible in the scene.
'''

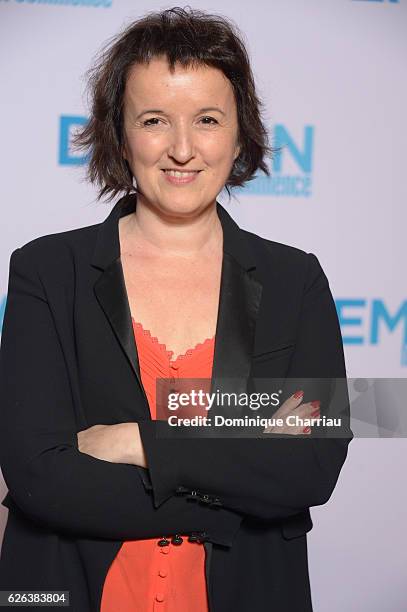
[131,317,215,363]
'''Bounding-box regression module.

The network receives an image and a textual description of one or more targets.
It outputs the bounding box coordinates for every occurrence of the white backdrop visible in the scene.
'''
[1,1,406,610]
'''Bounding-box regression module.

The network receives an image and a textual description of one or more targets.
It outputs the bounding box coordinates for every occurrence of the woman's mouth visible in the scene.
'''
[162,169,201,185]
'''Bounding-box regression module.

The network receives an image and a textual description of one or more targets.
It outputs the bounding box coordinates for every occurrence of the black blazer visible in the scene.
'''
[0,194,353,611]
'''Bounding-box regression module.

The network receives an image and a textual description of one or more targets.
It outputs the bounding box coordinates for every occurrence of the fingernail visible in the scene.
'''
[293,390,304,399]
[311,409,320,417]
[311,401,320,408]
[303,426,311,433]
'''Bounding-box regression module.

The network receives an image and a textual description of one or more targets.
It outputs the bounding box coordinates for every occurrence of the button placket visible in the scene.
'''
[169,361,180,394]
[133,321,215,612]
[154,537,170,608]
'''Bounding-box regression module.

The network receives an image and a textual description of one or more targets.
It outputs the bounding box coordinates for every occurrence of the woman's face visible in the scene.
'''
[122,56,241,217]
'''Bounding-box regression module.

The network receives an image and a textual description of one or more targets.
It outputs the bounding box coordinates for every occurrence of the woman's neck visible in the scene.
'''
[120,197,223,259]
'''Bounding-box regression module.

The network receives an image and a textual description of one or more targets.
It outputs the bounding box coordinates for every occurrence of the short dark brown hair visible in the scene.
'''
[72,5,275,203]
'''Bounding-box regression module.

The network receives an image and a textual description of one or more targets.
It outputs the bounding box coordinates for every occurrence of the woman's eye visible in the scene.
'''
[200,116,218,125]
[143,118,162,126]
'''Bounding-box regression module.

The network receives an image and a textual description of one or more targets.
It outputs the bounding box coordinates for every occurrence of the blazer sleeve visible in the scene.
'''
[137,252,354,520]
[0,246,242,544]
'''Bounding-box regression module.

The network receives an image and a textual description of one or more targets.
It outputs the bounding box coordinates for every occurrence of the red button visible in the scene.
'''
[155,593,165,602]
[158,569,168,578]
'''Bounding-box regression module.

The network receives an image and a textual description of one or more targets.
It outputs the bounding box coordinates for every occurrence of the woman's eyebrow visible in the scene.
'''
[199,107,226,115]
[135,106,226,120]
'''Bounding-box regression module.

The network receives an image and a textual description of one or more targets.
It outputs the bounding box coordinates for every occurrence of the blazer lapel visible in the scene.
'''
[91,194,263,418]
[209,230,263,419]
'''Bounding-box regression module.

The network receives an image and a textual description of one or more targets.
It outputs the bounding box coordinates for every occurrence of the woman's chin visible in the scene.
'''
[155,198,212,218]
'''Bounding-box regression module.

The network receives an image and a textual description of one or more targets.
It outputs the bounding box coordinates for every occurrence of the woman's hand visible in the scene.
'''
[263,391,320,435]
[77,422,147,467]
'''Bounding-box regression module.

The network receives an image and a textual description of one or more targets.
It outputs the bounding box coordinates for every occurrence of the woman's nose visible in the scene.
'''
[167,126,195,162]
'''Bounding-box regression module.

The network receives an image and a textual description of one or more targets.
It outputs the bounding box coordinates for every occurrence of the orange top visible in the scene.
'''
[100,318,215,612]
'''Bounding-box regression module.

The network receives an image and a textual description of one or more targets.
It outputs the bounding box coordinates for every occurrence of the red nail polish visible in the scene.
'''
[311,409,320,417]
[293,390,304,399]
[303,426,311,433]
[311,401,320,408]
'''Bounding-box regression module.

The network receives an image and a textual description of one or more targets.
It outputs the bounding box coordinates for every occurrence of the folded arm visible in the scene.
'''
[137,253,354,520]
[0,246,241,544]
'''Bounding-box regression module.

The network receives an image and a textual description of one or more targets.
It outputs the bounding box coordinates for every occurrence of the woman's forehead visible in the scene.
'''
[124,57,235,105]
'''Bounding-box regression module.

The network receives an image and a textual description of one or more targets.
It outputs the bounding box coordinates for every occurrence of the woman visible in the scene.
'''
[0,7,353,612]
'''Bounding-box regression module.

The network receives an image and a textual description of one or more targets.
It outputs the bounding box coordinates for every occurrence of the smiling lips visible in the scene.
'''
[162,169,201,185]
